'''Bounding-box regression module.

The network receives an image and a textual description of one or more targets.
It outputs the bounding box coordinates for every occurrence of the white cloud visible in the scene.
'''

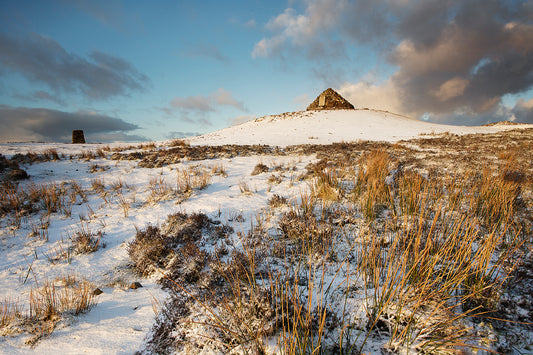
[338,80,405,115]
[252,1,347,58]
[432,77,470,102]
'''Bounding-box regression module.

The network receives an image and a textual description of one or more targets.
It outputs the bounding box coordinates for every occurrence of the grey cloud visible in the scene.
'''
[0,106,140,142]
[389,0,533,120]
[0,32,148,100]
[171,95,215,112]
[31,90,65,105]
[164,88,248,125]
[14,90,66,105]
[511,100,533,124]
[424,100,533,126]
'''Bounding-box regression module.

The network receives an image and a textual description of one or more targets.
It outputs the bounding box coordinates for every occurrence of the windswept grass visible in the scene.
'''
[1,275,98,345]
[354,149,394,219]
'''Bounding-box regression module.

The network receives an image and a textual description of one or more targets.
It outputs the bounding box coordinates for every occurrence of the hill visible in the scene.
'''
[189,109,531,146]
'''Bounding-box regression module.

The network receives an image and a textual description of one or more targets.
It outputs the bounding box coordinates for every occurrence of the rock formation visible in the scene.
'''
[307,88,354,110]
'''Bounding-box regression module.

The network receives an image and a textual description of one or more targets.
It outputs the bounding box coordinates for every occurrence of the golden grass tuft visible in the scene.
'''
[355,149,394,219]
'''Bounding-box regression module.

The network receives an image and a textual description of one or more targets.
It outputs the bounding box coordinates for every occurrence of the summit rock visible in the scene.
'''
[307,88,355,111]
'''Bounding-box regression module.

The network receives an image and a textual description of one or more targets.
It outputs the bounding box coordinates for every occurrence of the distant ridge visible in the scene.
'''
[307,88,354,110]
[483,121,522,126]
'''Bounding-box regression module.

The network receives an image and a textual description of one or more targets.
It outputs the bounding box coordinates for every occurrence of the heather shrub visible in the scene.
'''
[128,225,171,276]
[251,163,269,175]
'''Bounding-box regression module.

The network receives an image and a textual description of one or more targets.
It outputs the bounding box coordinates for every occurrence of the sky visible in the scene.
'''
[1,0,533,143]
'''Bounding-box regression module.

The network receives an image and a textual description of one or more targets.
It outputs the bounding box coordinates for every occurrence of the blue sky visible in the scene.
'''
[1,0,533,142]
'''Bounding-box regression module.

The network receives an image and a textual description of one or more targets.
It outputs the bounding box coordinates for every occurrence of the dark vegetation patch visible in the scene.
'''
[251,163,269,175]
[0,154,28,182]
[128,212,233,280]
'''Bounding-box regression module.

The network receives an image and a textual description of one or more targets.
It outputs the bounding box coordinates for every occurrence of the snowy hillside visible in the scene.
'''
[189,109,531,146]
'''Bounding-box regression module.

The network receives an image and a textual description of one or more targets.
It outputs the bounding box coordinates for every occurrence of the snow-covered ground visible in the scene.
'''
[188,109,531,146]
[0,149,316,354]
[1,110,531,354]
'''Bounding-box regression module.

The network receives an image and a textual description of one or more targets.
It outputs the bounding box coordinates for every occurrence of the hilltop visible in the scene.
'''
[189,108,532,146]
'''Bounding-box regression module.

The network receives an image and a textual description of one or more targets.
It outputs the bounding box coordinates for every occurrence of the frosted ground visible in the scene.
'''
[1,109,532,354]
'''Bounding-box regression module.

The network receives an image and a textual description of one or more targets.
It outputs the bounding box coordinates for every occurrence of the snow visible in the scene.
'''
[187,109,531,146]
[0,148,315,354]
[0,109,531,354]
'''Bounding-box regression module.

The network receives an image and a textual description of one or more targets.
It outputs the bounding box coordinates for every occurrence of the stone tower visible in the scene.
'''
[307,88,354,110]
[72,130,86,144]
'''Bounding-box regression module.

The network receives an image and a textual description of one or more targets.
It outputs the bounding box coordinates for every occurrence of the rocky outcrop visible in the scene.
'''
[307,88,354,110]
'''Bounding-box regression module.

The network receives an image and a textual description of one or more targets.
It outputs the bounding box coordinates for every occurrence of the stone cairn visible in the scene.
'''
[307,88,355,110]
[72,130,86,144]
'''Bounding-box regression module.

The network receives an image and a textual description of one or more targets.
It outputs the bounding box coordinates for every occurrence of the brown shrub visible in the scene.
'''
[251,163,269,175]
[128,225,171,276]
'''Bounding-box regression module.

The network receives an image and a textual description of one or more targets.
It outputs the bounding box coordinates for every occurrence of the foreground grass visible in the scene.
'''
[128,129,532,354]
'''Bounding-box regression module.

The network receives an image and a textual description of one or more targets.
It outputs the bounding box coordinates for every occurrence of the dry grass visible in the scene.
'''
[355,149,394,219]
[472,167,521,226]
[268,194,288,208]
[29,277,96,319]
[0,180,89,219]
[310,168,342,202]
[128,225,170,276]
[251,163,269,175]
[0,182,25,217]
[27,182,65,215]
[168,139,189,147]
[238,179,253,194]
[44,236,73,265]
[0,297,22,329]
[147,176,175,203]
[71,222,104,254]
[42,149,61,161]
[358,209,523,352]
[211,163,227,177]
[1,275,98,345]
[116,189,130,217]
[176,165,212,194]
[28,216,50,241]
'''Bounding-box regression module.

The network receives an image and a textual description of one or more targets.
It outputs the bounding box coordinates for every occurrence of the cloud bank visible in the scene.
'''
[0,32,148,100]
[0,106,144,142]
[255,0,533,125]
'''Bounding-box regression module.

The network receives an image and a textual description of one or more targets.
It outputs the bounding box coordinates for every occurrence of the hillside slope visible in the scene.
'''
[189,109,531,146]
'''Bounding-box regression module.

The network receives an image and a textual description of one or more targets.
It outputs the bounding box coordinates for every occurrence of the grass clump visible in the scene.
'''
[176,165,212,195]
[251,163,269,175]
[354,149,394,219]
[1,275,98,346]
[147,176,175,203]
[71,222,104,254]
[268,194,288,208]
[0,154,29,182]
